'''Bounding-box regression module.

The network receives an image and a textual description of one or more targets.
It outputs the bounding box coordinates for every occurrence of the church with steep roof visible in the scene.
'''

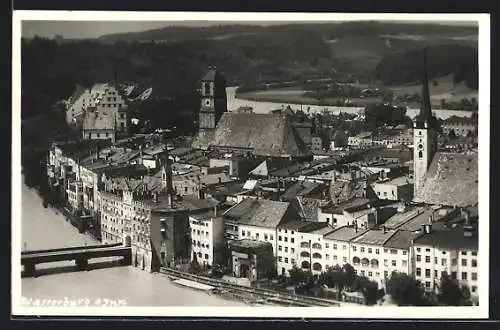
[412,49,478,208]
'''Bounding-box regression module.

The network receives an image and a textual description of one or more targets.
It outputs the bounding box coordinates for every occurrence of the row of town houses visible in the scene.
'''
[46,66,478,304]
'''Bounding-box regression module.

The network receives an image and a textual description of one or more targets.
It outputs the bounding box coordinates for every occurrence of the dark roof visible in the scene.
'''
[329,178,368,204]
[281,181,325,202]
[413,226,478,250]
[296,197,326,221]
[194,113,310,157]
[207,181,245,197]
[322,198,372,214]
[324,226,365,242]
[413,152,478,207]
[383,230,420,249]
[229,239,272,251]
[277,220,310,230]
[298,221,334,235]
[222,198,292,229]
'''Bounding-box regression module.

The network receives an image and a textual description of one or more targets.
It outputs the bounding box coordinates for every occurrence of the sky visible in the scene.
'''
[21,20,478,40]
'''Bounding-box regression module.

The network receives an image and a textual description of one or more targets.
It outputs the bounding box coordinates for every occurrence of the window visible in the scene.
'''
[285,247,288,253]
[425,281,431,288]
[241,231,245,237]
[451,258,457,266]
[205,254,209,260]
[375,249,379,255]
[416,255,421,262]
[472,259,477,267]
[416,268,421,276]
[278,256,282,262]
[325,243,329,249]
[270,234,274,240]
[461,251,467,256]
[434,270,438,277]
[402,260,408,267]
[392,260,396,267]
[384,259,388,266]
[352,246,357,252]
[291,248,295,253]
[442,259,447,266]
[256,233,259,239]
[333,255,338,260]
[278,245,282,251]
[425,269,431,278]
[343,257,347,263]
[425,256,430,263]
[264,234,268,240]
[325,254,330,260]
[284,237,288,242]
[462,272,468,280]
[426,248,431,252]
[472,286,477,293]
[343,245,347,250]
[390,249,397,255]
[472,251,478,256]
[368,248,372,254]
[333,244,337,250]
[435,257,438,264]
[291,258,295,264]
[461,259,467,266]
[285,258,289,263]
[451,272,457,279]
[247,231,250,237]
[368,271,372,277]
[291,238,294,243]
[417,247,421,252]
[361,247,365,252]
[384,271,388,277]
[278,236,282,241]
[402,251,407,255]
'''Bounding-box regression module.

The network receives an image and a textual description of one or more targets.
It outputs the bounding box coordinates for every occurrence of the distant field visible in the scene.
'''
[236,75,477,109]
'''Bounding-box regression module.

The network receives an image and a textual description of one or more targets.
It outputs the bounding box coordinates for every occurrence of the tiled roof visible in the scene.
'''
[299,222,335,235]
[277,219,310,230]
[82,110,115,131]
[413,151,478,207]
[196,113,310,157]
[222,198,293,229]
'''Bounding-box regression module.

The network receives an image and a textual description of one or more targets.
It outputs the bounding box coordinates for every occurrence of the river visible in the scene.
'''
[226,86,474,119]
[20,183,246,307]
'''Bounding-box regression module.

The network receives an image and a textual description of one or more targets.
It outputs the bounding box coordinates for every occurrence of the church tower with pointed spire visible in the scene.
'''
[413,48,438,197]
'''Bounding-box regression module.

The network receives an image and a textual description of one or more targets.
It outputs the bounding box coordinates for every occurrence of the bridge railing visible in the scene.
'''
[21,242,122,255]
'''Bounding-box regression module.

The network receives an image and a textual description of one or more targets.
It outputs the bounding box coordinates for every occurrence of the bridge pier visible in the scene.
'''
[23,262,36,277]
[75,257,88,271]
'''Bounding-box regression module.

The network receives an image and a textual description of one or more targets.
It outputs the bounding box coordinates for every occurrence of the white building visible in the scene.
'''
[413,223,479,304]
[372,176,413,202]
[189,211,226,267]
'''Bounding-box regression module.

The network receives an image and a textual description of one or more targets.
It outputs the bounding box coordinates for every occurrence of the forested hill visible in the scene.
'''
[365,44,478,89]
[22,22,478,120]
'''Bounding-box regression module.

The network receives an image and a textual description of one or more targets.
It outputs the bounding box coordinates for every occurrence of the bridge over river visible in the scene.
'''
[21,243,132,277]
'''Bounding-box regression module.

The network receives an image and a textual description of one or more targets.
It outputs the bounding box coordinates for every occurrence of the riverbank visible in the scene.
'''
[235,89,476,113]
[20,183,246,307]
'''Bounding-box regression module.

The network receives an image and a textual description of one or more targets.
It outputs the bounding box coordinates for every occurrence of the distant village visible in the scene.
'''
[43,58,479,306]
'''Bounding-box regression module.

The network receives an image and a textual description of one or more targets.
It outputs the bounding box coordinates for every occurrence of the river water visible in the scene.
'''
[20,183,245,307]
[226,86,474,119]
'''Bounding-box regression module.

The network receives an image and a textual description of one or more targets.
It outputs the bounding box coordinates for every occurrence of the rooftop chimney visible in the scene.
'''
[422,224,432,234]
[153,192,159,203]
[383,226,387,234]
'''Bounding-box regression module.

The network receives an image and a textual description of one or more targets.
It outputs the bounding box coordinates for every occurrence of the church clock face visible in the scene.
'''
[203,98,213,108]
[418,144,424,150]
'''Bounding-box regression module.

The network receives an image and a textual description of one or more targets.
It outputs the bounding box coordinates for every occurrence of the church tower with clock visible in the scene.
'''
[413,49,439,197]
[198,66,227,129]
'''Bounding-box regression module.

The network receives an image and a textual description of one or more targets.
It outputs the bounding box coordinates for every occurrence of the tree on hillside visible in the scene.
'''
[437,273,472,306]
[386,271,426,306]
[448,129,457,140]
[364,104,409,130]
